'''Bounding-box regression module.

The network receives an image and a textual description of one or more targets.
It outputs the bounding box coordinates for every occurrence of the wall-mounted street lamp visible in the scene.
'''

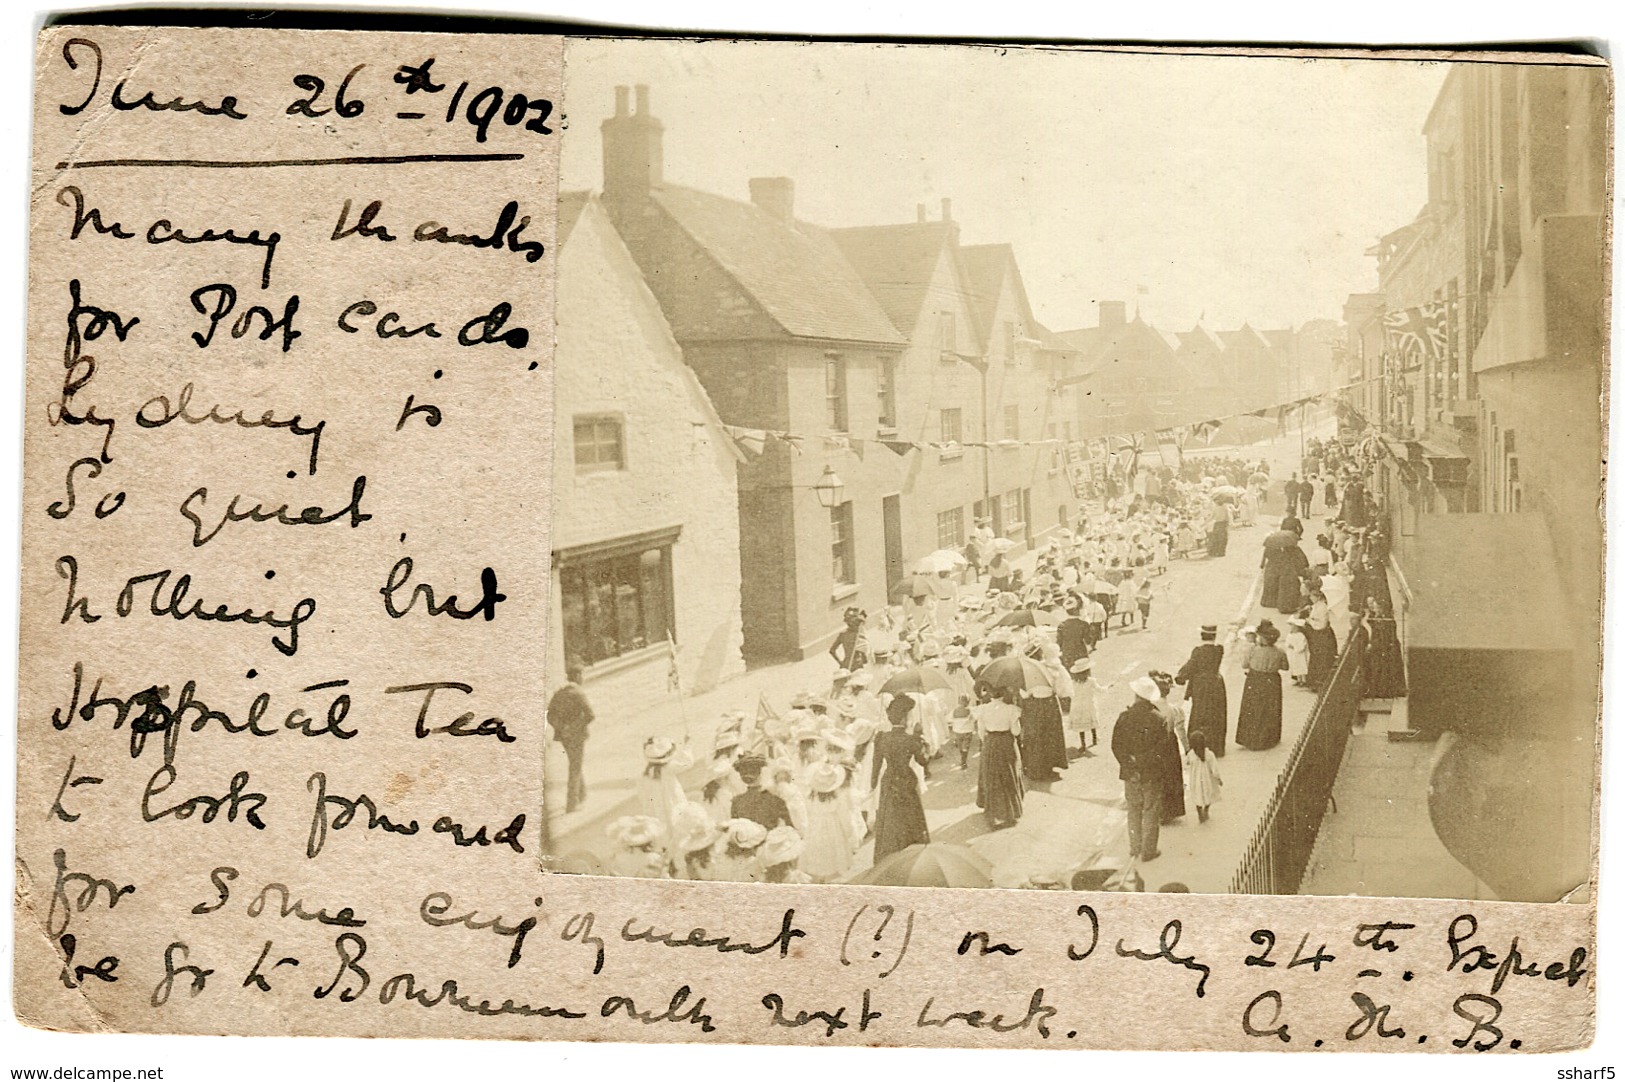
[813,465,845,508]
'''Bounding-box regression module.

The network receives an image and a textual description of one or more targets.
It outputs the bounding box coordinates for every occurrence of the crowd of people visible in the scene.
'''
[559,433,1409,884]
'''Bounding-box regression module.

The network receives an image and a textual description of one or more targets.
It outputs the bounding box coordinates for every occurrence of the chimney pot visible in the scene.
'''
[749,176,796,222]
[602,86,663,200]
[635,84,651,114]
[613,85,629,117]
[941,197,952,222]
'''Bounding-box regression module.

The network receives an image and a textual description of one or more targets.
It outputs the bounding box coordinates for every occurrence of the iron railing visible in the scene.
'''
[1229,625,1367,894]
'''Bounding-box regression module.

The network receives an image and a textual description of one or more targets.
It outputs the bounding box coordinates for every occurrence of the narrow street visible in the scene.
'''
[549,424,1336,892]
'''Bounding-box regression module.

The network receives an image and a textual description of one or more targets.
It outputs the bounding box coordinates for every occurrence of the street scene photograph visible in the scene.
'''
[543,41,1607,901]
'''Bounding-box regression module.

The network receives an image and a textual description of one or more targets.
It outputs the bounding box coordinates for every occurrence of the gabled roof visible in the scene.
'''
[557,189,591,247]
[650,184,905,346]
[829,221,957,336]
[1220,324,1272,351]
[1176,325,1226,353]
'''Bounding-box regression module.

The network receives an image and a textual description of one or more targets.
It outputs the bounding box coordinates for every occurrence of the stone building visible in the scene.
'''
[596,85,1080,665]
[1342,60,1608,902]
[549,193,746,719]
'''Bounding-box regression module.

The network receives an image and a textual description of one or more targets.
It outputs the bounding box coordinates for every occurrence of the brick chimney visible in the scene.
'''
[1099,301,1128,331]
[748,177,795,222]
[602,84,664,201]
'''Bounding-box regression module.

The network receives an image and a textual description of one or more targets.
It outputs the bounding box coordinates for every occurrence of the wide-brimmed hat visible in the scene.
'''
[1129,675,1164,703]
[643,736,677,764]
[605,815,664,849]
[806,761,845,794]
[834,696,859,718]
[1256,619,1281,644]
[722,818,768,851]
[846,671,873,688]
[942,645,969,664]
[822,729,856,757]
[1069,658,1093,675]
[670,802,718,854]
[845,718,878,745]
[713,728,742,752]
[759,825,805,867]
[789,692,813,709]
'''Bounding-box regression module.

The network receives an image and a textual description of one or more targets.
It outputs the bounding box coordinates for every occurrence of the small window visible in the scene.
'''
[938,312,957,358]
[936,507,965,550]
[831,502,856,586]
[940,407,963,444]
[877,359,898,430]
[825,353,849,432]
[574,415,625,472]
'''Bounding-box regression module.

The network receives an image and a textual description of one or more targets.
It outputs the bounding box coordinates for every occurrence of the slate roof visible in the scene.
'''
[652,185,905,346]
[829,222,957,336]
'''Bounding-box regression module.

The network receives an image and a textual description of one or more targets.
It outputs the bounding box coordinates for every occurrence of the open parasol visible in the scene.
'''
[989,537,1019,554]
[880,666,955,696]
[976,655,1054,692]
[848,843,993,888]
[916,549,969,574]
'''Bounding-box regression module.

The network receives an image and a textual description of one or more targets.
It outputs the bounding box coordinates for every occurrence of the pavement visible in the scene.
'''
[547,426,1343,895]
[1298,698,1496,900]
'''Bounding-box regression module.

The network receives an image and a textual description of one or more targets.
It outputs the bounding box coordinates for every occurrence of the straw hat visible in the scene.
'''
[806,761,845,795]
[643,736,677,765]
[789,692,814,710]
[759,825,805,867]
[669,802,719,854]
[722,818,768,851]
[1069,658,1093,675]
[1129,675,1164,703]
[834,696,860,718]
[713,727,742,753]
[845,718,878,745]
[822,729,856,757]
[846,671,873,689]
[605,815,663,849]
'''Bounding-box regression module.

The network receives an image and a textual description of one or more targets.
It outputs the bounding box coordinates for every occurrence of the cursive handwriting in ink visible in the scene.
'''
[1115,919,1212,998]
[179,475,371,547]
[137,382,325,476]
[380,558,506,621]
[46,847,135,937]
[419,892,541,968]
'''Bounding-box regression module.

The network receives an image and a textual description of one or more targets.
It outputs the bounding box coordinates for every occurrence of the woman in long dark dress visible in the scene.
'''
[1303,589,1339,693]
[870,694,931,861]
[1360,600,1408,699]
[1175,626,1229,757]
[1018,679,1069,783]
[1261,529,1309,614]
[1235,621,1290,751]
[973,686,1024,828]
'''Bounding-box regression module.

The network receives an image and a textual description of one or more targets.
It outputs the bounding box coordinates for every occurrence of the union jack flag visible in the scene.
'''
[1382,301,1450,361]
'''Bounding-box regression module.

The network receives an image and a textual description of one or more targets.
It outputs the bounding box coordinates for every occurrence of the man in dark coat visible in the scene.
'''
[1175,624,1229,757]
[547,667,594,812]
[1261,527,1309,614]
[1111,677,1172,862]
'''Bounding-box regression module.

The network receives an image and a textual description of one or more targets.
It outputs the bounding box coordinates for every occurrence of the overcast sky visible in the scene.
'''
[560,40,1446,335]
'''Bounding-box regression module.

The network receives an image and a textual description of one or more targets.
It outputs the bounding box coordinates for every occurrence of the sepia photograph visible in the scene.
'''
[545,40,1608,903]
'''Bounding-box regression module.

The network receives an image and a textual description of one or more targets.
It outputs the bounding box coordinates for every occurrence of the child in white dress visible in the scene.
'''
[1184,731,1223,823]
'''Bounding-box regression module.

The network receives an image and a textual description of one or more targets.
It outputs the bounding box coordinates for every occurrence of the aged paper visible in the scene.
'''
[13,22,1606,1057]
